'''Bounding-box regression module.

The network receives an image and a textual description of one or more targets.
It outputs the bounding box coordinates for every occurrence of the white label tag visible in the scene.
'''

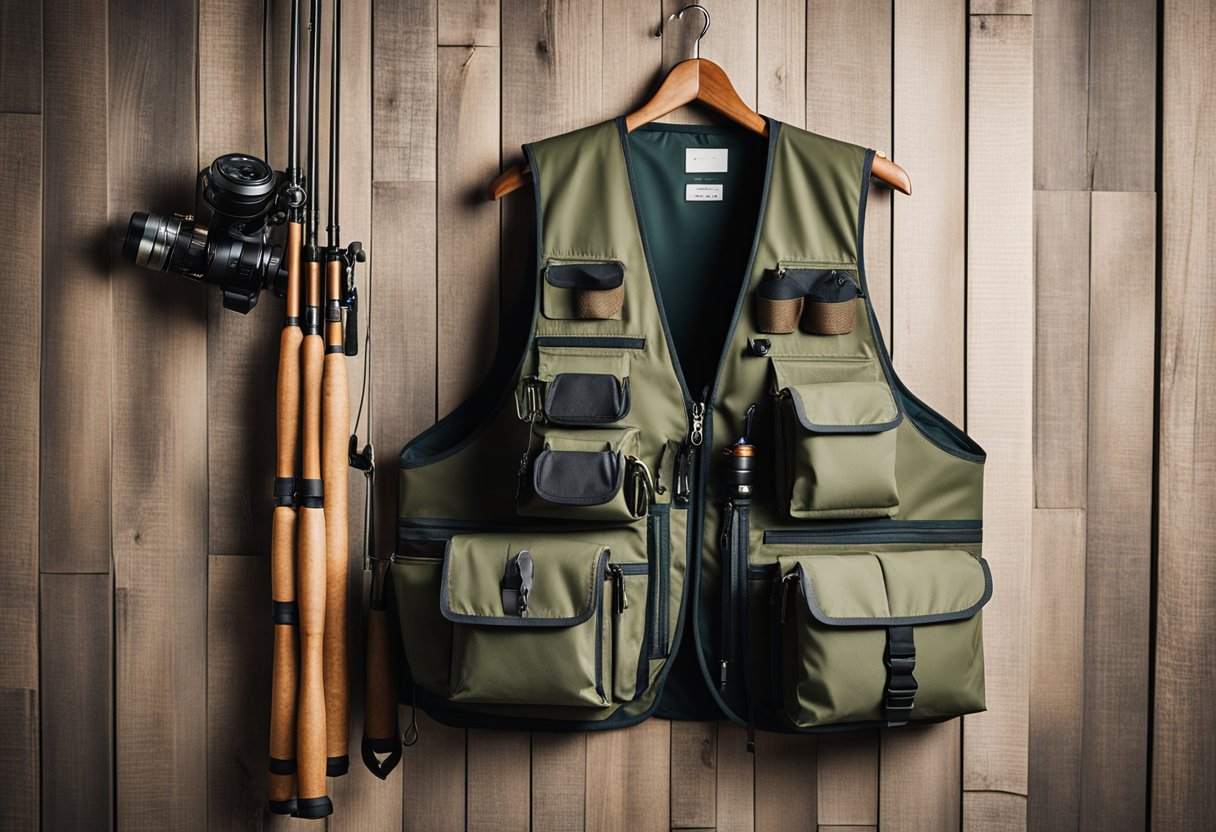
[686,183,724,202]
[685,147,729,173]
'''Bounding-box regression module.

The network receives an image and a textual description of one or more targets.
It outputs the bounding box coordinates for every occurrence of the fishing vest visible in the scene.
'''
[393,117,989,739]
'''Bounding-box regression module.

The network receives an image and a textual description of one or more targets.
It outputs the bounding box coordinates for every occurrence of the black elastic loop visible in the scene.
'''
[272,600,298,625]
[273,476,296,508]
[268,756,296,775]
[326,344,345,354]
[297,478,324,509]
[293,796,333,819]
[267,798,298,816]
[326,755,350,777]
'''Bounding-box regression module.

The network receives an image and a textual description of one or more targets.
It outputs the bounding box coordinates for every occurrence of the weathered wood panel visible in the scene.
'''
[757,0,806,127]
[374,0,437,183]
[1087,0,1157,192]
[0,0,40,113]
[1033,0,1089,190]
[586,719,671,832]
[468,730,531,830]
[879,724,961,832]
[963,11,1034,813]
[401,714,466,832]
[716,723,755,832]
[755,732,816,832]
[439,0,499,47]
[532,733,587,832]
[671,721,717,828]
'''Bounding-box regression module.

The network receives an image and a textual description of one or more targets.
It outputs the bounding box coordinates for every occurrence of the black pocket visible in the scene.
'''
[545,373,632,425]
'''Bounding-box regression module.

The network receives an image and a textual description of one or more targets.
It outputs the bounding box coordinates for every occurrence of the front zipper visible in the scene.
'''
[763,519,982,546]
[719,501,735,689]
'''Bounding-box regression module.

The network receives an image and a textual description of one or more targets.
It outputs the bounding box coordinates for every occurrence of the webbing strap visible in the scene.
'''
[297,478,324,510]
[272,600,298,626]
[884,625,918,727]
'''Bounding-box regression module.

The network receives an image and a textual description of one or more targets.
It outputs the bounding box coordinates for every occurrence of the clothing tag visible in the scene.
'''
[686,184,724,202]
[685,148,728,173]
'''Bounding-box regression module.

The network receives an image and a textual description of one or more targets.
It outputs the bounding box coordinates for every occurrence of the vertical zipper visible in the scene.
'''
[608,563,628,615]
[719,500,735,690]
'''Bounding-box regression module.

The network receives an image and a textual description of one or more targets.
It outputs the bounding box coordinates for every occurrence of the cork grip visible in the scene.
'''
[295,260,332,818]
[361,602,401,779]
[322,258,350,777]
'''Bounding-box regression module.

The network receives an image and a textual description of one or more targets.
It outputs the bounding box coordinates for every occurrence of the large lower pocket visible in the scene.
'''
[776,548,991,728]
[776,380,902,519]
[440,531,649,708]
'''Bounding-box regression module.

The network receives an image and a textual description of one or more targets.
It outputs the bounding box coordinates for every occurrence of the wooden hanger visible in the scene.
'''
[488,4,911,200]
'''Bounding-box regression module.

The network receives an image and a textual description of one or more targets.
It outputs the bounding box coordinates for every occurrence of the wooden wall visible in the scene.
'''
[2,0,1214,829]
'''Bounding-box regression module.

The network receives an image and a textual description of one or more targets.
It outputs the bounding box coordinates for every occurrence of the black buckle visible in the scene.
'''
[883,626,917,726]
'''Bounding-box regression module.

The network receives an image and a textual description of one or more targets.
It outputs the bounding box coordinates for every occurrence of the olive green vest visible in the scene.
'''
[394,117,988,737]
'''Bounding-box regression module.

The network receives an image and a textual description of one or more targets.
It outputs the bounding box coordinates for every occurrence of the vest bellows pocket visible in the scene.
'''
[775,549,991,728]
[518,427,645,521]
[776,381,902,519]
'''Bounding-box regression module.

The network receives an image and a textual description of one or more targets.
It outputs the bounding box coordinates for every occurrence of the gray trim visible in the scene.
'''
[783,384,904,434]
[439,540,610,627]
[795,556,993,627]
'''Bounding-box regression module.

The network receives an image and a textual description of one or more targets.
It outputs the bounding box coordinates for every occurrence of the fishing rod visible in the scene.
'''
[321,0,364,783]
[295,0,332,818]
[266,0,305,816]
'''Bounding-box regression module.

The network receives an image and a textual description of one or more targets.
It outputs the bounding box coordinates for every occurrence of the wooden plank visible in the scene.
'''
[716,722,754,832]
[374,0,437,183]
[1080,190,1155,831]
[757,0,806,128]
[401,714,466,832]
[586,719,670,832]
[754,732,816,832]
[40,0,110,574]
[39,574,112,832]
[1033,0,1089,190]
[962,13,1034,806]
[468,730,531,830]
[602,0,662,116]
[200,0,281,558]
[807,0,893,343]
[963,792,1027,831]
[0,688,38,832]
[890,0,966,421]
[439,0,498,46]
[1154,3,1216,827]
[1087,0,1157,192]
[109,0,207,826]
[1027,508,1085,832]
[671,721,716,828]
[1032,191,1089,508]
[531,732,586,832]
[880,723,961,832]
[817,731,877,827]
[437,45,502,417]
[970,0,1031,13]
[0,0,41,112]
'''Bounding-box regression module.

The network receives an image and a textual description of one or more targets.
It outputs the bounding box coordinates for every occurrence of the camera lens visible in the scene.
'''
[122,211,209,278]
[204,153,278,223]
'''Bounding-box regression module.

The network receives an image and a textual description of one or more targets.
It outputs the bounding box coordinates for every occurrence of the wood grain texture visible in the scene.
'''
[468,730,531,831]
[1154,3,1216,827]
[716,722,755,832]
[39,0,111,574]
[438,45,501,417]
[374,0,437,182]
[109,0,207,826]
[586,718,670,832]
[1080,190,1156,831]
[757,0,806,127]
[401,714,466,831]
[754,732,816,832]
[0,688,38,832]
[1033,0,1089,190]
[970,0,1031,13]
[1087,0,1157,192]
[807,0,893,340]
[818,731,877,827]
[890,0,966,420]
[963,12,1034,804]
[1032,190,1090,509]
[671,721,717,828]
[602,0,663,116]
[0,0,40,112]
[880,723,961,832]
[1028,509,1085,832]
[532,732,586,832]
[963,791,1027,831]
[439,0,499,46]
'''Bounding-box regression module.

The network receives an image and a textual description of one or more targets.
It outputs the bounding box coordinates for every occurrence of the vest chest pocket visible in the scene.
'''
[776,381,902,519]
[775,549,991,728]
[440,533,649,708]
[543,260,626,320]
[517,426,652,522]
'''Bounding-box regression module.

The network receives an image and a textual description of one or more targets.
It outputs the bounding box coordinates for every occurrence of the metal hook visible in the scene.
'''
[654,3,711,60]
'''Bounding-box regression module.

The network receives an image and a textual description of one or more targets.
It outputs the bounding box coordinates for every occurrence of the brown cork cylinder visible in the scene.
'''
[576,284,624,319]
[802,298,857,335]
[756,296,804,334]
[322,258,350,777]
[361,597,401,779]
[267,220,303,814]
[295,260,331,816]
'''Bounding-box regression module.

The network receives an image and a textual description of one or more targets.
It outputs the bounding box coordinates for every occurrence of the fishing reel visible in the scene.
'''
[121,153,291,314]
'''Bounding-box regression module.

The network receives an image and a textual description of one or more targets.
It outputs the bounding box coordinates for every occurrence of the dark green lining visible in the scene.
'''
[622,123,768,394]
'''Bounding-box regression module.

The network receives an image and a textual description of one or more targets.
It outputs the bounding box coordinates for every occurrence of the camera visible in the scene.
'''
[121,153,291,314]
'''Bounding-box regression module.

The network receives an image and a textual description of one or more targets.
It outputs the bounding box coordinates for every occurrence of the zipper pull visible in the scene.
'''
[608,564,628,614]
[690,401,706,447]
[718,658,729,690]
[720,500,735,551]
[674,439,692,505]
[779,572,798,623]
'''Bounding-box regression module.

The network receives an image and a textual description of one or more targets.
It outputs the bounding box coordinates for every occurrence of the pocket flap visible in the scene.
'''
[545,373,631,424]
[781,549,992,626]
[545,261,625,290]
[441,534,610,626]
[784,381,902,433]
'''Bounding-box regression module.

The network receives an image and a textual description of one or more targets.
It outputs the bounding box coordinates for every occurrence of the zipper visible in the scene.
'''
[763,519,982,546]
[719,501,735,689]
[607,563,630,614]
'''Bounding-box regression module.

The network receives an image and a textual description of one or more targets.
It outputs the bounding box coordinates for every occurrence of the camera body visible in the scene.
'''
[122,153,291,314]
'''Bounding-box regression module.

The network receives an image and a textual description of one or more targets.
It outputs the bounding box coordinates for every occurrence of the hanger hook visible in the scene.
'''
[654,4,711,61]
